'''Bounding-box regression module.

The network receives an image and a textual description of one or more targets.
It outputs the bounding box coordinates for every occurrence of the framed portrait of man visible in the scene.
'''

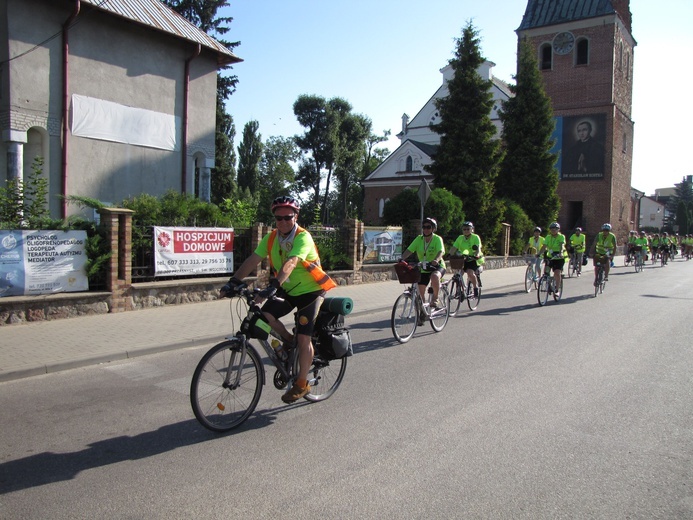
[561,114,606,180]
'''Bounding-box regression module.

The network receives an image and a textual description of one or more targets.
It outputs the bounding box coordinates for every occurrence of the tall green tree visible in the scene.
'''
[256,136,299,223]
[162,1,240,198]
[426,21,504,247]
[497,39,560,229]
[334,114,371,221]
[670,175,693,234]
[237,120,263,194]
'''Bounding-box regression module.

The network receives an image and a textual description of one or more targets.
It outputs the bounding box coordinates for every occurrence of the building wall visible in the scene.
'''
[1,0,219,218]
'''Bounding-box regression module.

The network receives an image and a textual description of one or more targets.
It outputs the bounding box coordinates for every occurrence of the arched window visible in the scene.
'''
[625,52,630,79]
[576,38,589,65]
[618,41,623,70]
[378,198,385,218]
[406,156,413,171]
[622,132,628,153]
[540,43,552,70]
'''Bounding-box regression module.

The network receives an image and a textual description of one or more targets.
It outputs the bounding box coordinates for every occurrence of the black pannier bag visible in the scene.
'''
[314,310,353,360]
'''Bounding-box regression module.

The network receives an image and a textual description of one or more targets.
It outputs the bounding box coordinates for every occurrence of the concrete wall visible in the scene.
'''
[1,0,219,218]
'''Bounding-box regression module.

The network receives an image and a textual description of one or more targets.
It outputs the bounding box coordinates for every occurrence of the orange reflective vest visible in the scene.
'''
[266,227,337,291]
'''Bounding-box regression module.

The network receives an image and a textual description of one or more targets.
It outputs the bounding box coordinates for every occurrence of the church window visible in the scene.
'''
[618,41,623,70]
[625,52,630,79]
[540,44,552,70]
[406,156,413,171]
[622,133,628,153]
[576,38,589,65]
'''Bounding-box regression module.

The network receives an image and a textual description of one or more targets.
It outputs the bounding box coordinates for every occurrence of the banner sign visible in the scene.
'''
[363,227,403,264]
[154,227,234,276]
[0,230,89,297]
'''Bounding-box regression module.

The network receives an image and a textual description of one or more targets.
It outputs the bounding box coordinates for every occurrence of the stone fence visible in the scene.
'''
[0,209,521,325]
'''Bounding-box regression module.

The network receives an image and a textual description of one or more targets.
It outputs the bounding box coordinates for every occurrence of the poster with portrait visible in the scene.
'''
[559,114,606,180]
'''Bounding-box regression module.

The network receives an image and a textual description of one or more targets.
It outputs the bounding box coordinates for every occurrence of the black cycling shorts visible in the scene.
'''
[418,266,445,286]
[548,258,565,271]
[262,288,325,336]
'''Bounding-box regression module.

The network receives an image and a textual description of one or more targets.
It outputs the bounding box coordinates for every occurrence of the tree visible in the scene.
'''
[382,187,465,238]
[256,136,300,223]
[334,114,371,222]
[426,21,504,248]
[210,100,237,203]
[497,39,560,229]
[670,175,693,234]
[237,120,263,194]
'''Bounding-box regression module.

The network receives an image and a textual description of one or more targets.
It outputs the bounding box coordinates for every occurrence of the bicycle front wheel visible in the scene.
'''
[391,292,417,343]
[190,339,263,433]
[447,278,463,316]
[466,282,480,310]
[430,286,450,332]
[553,276,563,302]
[524,264,535,293]
[302,355,347,402]
[537,276,550,306]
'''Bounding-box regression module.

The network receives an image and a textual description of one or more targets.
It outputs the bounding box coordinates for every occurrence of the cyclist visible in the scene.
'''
[448,221,484,298]
[538,222,566,297]
[399,217,446,325]
[568,227,586,276]
[590,223,617,285]
[650,233,660,262]
[523,227,544,281]
[660,232,672,264]
[634,230,649,265]
[626,230,637,262]
[220,196,336,404]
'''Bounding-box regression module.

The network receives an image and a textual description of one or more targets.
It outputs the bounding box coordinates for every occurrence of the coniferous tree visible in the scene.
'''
[497,39,560,229]
[237,120,263,194]
[210,99,237,203]
[669,175,693,234]
[426,21,503,247]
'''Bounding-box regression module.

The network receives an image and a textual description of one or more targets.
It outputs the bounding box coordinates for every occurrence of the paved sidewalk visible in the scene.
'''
[0,265,528,382]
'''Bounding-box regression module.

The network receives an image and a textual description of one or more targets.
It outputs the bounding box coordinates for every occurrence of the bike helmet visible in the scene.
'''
[640,230,646,235]
[270,196,300,214]
[549,222,560,230]
[601,223,612,231]
[575,227,582,232]
[629,230,636,235]
[423,217,437,229]
[462,221,474,229]
[533,227,542,233]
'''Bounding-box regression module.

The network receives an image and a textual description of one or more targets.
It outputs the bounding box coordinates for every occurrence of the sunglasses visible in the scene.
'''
[422,225,432,229]
[275,215,295,222]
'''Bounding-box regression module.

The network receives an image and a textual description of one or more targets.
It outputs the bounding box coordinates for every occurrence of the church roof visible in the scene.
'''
[409,140,438,157]
[517,0,616,31]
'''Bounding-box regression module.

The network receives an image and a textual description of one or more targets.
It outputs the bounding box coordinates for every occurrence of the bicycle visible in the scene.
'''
[660,246,669,266]
[391,261,450,343]
[190,284,352,432]
[632,245,644,273]
[593,251,612,297]
[623,248,635,267]
[446,255,483,315]
[567,250,583,278]
[524,255,541,293]
[537,256,564,307]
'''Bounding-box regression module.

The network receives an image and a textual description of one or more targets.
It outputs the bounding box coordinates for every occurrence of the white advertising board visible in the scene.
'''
[154,227,234,276]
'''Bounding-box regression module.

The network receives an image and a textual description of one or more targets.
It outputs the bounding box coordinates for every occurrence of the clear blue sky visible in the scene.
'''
[220,0,692,196]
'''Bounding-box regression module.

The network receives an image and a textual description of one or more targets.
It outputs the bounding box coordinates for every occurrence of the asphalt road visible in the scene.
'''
[1,260,692,519]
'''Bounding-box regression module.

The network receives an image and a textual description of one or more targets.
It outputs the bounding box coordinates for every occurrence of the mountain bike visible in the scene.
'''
[190,285,352,432]
[391,261,450,343]
[524,255,541,293]
[446,255,482,315]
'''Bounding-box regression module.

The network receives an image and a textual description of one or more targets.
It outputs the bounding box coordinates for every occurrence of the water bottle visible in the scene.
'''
[271,338,288,362]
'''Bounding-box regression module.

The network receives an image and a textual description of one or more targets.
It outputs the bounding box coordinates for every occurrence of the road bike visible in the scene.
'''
[446,255,483,315]
[391,261,450,343]
[190,285,352,432]
[593,252,612,297]
[537,256,564,307]
[524,255,541,293]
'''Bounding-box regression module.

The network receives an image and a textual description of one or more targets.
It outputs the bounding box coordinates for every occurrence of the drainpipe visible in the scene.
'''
[62,1,80,219]
[182,43,201,194]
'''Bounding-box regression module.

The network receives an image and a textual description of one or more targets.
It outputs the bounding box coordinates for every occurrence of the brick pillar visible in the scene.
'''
[249,223,269,278]
[345,219,363,284]
[99,207,135,313]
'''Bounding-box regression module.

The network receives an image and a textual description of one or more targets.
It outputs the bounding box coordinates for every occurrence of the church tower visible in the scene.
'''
[517,0,635,240]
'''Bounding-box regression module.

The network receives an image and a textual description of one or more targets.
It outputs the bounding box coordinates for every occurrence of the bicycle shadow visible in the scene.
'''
[348,318,440,353]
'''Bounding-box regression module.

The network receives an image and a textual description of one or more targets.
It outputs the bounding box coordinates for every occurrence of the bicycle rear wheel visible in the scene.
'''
[594,268,603,297]
[430,286,450,332]
[302,355,347,402]
[466,281,480,310]
[190,339,263,433]
[524,264,535,293]
[391,292,417,343]
[552,276,563,302]
[447,277,463,316]
[537,276,550,306]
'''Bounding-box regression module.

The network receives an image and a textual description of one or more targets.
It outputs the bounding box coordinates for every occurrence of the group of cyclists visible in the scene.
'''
[624,230,693,265]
